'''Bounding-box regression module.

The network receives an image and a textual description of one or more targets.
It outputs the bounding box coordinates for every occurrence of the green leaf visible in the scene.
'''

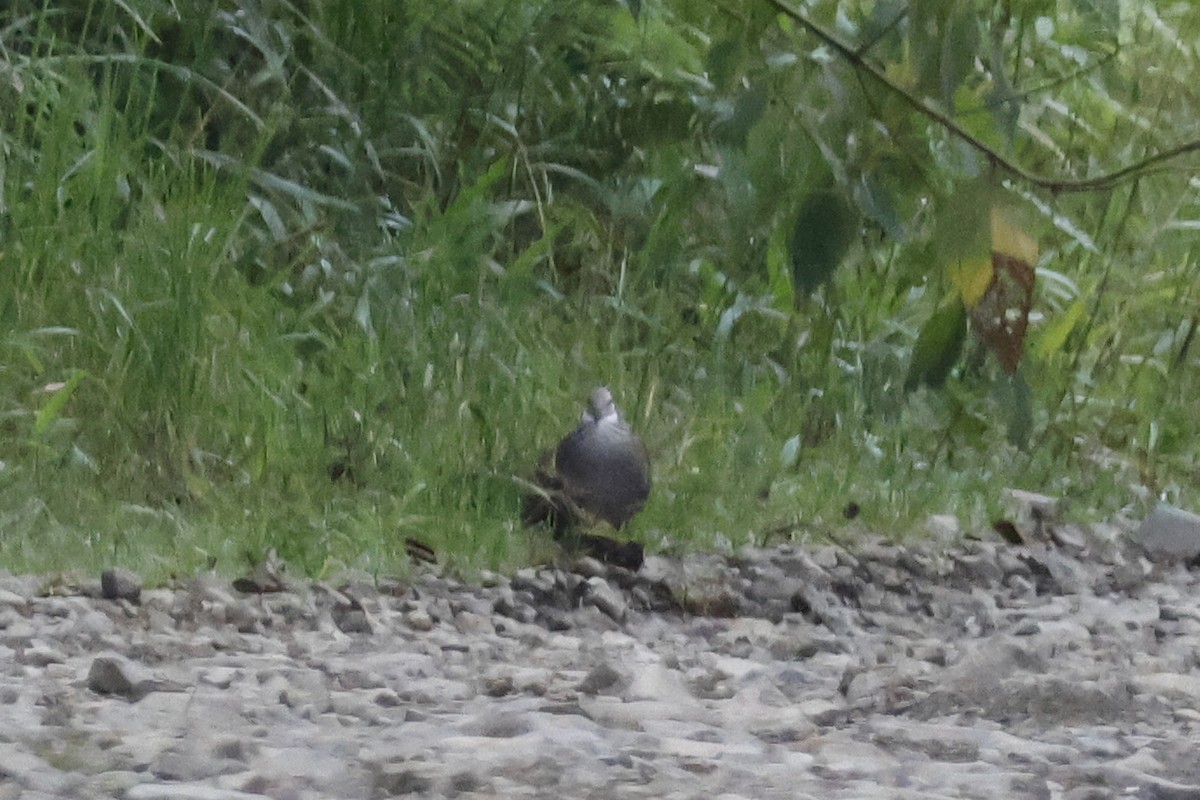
[855,173,904,240]
[1072,0,1120,45]
[625,98,695,148]
[934,180,993,266]
[713,83,768,148]
[706,38,746,90]
[985,42,1021,144]
[905,298,967,392]
[34,369,89,436]
[940,8,979,110]
[1033,298,1086,360]
[607,6,704,77]
[790,188,857,296]
[1002,368,1033,449]
[766,220,796,311]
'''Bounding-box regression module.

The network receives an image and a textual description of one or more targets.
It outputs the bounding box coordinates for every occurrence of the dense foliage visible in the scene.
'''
[2,0,1198,578]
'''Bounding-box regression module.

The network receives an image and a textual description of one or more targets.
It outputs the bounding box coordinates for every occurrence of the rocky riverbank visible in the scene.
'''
[2,519,1200,800]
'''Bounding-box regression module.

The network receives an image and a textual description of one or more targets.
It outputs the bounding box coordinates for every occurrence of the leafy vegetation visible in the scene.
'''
[2,0,1198,580]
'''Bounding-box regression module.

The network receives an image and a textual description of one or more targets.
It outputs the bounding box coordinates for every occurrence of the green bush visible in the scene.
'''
[2,0,1198,579]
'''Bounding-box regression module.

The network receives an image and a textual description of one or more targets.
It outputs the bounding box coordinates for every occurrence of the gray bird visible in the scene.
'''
[523,387,652,536]
[555,387,651,529]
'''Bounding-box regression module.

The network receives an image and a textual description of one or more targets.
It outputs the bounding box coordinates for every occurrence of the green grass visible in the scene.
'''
[1,0,1196,581]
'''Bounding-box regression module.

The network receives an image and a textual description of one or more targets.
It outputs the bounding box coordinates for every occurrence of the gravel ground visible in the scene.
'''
[2,519,1200,800]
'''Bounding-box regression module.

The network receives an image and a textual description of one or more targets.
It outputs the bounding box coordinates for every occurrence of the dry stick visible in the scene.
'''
[763,0,1200,194]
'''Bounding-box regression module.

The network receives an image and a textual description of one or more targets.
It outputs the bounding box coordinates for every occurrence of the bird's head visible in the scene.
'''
[584,386,619,424]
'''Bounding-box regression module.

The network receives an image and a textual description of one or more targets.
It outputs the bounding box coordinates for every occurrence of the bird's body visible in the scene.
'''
[554,387,651,530]
[522,387,651,545]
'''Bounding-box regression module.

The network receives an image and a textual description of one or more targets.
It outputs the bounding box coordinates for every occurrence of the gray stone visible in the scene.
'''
[480,673,515,697]
[1138,776,1200,800]
[372,766,434,796]
[577,662,624,695]
[3,521,1200,799]
[1005,489,1062,537]
[583,577,627,624]
[1139,504,1200,561]
[17,641,67,666]
[86,770,147,796]
[87,653,182,700]
[331,600,372,634]
[403,606,434,632]
[150,748,237,781]
[126,785,272,800]
[101,568,143,601]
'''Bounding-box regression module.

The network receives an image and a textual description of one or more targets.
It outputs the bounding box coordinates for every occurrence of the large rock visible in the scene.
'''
[1138,503,1200,561]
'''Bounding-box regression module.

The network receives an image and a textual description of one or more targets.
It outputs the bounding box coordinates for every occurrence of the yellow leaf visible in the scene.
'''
[949,254,994,309]
[990,208,1038,264]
